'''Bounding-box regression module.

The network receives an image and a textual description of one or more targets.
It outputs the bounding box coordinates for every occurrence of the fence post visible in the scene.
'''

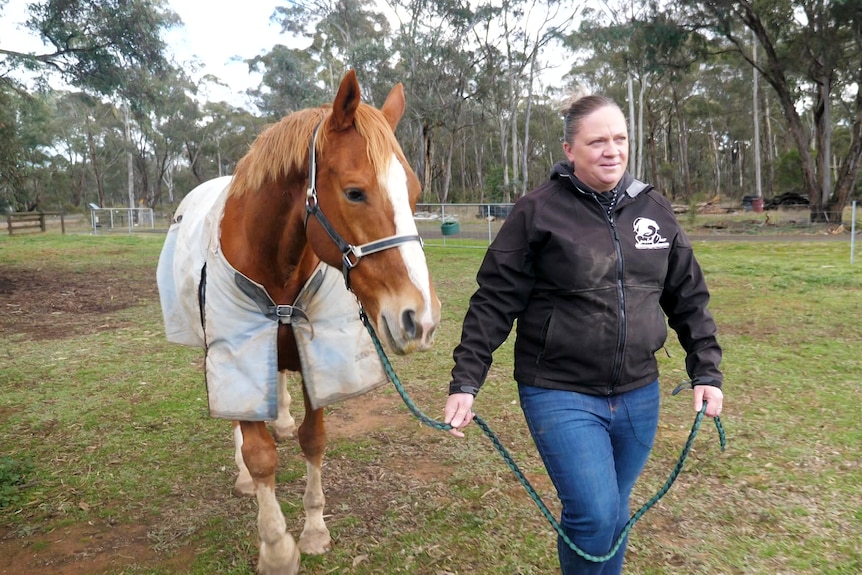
[851,201,857,264]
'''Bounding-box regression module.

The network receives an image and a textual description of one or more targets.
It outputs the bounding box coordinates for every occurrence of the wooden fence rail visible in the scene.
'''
[6,212,65,236]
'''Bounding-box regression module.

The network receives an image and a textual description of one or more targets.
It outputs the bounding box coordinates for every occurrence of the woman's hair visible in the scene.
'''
[560,89,621,145]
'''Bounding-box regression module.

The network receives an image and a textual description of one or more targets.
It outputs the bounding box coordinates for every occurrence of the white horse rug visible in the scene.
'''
[156,176,388,420]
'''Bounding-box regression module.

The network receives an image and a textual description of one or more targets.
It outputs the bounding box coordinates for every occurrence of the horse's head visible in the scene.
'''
[305,71,440,354]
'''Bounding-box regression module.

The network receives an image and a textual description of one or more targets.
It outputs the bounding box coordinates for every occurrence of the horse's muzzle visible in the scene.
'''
[380,306,438,354]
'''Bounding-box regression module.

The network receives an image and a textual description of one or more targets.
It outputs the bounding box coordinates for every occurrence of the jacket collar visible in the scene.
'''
[550,162,649,199]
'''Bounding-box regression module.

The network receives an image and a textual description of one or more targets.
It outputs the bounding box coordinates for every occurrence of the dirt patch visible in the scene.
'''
[325,391,400,440]
[0,523,156,575]
[0,256,553,573]
[0,266,157,340]
[0,260,457,573]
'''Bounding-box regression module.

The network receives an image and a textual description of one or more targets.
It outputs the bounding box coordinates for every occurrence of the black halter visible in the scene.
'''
[304,121,423,289]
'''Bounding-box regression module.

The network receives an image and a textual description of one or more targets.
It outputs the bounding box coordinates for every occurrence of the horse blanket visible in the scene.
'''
[156,176,388,420]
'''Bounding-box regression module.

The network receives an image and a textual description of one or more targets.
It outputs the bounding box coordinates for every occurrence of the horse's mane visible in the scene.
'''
[229,103,409,198]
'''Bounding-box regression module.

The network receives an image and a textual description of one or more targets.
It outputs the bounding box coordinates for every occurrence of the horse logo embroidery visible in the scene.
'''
[633,217,670,249]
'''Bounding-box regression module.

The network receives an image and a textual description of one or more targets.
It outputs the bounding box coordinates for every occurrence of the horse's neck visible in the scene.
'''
[222,185,312,304]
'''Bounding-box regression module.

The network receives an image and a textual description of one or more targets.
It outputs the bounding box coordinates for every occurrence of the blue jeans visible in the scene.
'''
[518,381,660,575]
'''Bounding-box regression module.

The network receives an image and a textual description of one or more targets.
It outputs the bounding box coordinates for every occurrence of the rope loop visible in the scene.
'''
[360,310,726,563]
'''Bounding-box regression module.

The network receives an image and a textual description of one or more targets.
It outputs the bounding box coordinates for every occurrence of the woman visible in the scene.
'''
[443,92,724,574]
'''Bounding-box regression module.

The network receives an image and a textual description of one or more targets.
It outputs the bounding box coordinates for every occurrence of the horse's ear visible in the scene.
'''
[380,83,406,130]
[330,70,361,131]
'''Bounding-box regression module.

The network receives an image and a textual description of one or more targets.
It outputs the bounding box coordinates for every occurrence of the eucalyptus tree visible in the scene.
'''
[468,0,578,200]
[0,0,178,96]
[514,91,567,193]
[0,0,179,211]
[0,86,26,210]
[51,93,94,208]
[271,0,393,100]
[674,0,862,223]
[386,0,485,203]
[246,45,329,120]
[52,92,126,209]
[127,70,200,207]
[192,102,266,184]
[0,89,55,211]
[147,86,264,197]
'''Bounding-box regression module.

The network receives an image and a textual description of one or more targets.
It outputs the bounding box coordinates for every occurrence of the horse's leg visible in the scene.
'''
[240,421,300,575]
[296,390,332,554]
[272,370,297,442]
[232,421,256,497]
[234,372,295,496]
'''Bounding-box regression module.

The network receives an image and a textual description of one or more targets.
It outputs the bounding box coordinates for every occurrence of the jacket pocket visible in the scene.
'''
[536,309,555,364]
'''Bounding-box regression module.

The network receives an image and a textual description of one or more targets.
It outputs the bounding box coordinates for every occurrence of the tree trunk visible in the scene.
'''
[441,132,454,204]
[472,119,485,202]
[708,117,721,197]
[647,105,659,191]
[85,124,106,207]
[124,104,134,211]
[827,64,862,222]
[627,73,637,177]
[521,47,538,197]
[637,76,646,180]
[509,102,518,201]
[742,13,824,221]
[814,80,832,213]
[422,123,435,202]
[752,33,762,200]
[762,88,775,198]
[499,115,509,202]
[673,89,691,202]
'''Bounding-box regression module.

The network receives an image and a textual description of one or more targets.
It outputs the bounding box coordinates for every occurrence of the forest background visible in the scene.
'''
[1,0,861,224]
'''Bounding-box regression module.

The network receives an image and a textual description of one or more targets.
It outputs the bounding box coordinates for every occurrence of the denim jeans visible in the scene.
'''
[518,381,660,575]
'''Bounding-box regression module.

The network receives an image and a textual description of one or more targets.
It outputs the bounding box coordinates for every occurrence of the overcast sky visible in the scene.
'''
[164,0,290,106]
[3,0,577,109]
[2,0,292,107]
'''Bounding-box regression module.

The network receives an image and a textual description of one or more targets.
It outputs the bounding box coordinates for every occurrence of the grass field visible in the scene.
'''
[1,231,861,574]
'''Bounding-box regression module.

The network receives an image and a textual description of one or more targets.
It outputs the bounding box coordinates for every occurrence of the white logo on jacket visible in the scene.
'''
[632,217,670,249]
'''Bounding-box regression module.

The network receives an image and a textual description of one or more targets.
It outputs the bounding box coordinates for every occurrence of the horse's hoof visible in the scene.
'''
[298,528,332,555]
[258,536,301,575]
[272,423,296,442]
[233,476,256,497]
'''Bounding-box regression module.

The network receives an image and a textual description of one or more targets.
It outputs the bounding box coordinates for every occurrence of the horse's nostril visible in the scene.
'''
[401,309,418,340]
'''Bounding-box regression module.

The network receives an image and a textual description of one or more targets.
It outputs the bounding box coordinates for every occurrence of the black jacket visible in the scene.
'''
[449,162,722,397]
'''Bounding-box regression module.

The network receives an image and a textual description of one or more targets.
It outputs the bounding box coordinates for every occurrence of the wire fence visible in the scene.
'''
[414,203,513,249]
[90,207,155,234]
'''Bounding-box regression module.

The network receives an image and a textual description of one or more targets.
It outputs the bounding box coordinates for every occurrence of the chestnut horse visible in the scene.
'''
[156,70,440,574]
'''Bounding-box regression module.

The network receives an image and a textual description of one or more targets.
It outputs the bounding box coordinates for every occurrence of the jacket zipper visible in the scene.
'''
[593,193,626,395]
[608,214,626,394]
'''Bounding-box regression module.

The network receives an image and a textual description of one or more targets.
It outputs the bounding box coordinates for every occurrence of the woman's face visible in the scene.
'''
[563,106,628,192]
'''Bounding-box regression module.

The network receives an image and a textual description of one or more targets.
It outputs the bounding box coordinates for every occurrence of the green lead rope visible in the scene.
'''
[360,310,727,563]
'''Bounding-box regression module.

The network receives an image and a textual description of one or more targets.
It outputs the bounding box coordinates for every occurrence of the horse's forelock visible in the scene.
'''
[353,104,409,184]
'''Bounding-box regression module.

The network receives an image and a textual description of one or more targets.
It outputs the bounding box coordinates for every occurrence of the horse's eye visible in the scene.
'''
[344,188,366,203]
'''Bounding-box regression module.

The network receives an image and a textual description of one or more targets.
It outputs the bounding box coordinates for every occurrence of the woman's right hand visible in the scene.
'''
[444,393,475,438]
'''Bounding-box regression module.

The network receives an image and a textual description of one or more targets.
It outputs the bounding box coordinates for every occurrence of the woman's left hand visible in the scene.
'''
[693,385,723,418]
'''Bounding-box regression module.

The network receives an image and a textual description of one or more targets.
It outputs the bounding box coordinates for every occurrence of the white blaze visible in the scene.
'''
[384,154,434,324]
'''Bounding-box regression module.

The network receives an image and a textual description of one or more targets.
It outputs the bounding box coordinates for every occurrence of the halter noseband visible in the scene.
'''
[304,121,423,289]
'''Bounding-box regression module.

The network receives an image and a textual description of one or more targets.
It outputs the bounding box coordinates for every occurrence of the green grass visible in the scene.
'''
[1,231,861,574]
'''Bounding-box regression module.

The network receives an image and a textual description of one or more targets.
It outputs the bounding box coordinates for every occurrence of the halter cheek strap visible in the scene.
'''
[304,120,423,289]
